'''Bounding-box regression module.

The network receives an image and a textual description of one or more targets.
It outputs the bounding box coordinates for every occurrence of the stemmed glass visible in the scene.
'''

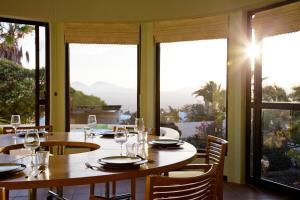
[135,118,145,143]
[24,129,40,166]
[11,115,21,134]
[87,115,97,135]
[114,126,128,156]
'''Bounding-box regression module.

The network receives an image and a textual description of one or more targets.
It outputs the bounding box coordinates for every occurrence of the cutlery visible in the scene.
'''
[85,162,100,170]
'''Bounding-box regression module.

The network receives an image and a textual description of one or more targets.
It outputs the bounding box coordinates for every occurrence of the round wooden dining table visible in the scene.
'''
[0,132,197,200]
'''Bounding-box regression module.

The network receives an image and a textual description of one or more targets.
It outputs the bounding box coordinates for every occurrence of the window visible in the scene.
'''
[159,39,227,149]
[0,19,49,128]
[248,1,300,191]
[67,44,138,131]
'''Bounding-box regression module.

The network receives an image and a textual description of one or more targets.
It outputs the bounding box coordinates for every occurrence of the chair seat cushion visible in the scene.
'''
[168,170,204,178]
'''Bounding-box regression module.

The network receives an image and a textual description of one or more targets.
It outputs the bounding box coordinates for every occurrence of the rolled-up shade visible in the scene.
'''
[154,14,229,43]
[64,23,140,44]
[252,1,300,38]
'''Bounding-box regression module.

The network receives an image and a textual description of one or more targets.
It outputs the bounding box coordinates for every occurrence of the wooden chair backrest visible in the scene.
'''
[205,135,228,200]
[145,164,218,200]
[2,125,53,134]
[206,135,227,163]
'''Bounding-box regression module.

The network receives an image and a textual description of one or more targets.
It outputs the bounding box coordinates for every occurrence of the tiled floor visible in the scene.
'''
[9,179,298,200]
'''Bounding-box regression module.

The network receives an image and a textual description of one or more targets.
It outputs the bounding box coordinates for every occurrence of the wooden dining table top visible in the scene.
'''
[0,132,197,190]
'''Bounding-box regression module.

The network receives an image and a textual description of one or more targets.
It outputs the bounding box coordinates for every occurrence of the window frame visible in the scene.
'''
[155,40,229,151]
[246,1,300,194]
[0,17,50,126]
[65,43,141,131]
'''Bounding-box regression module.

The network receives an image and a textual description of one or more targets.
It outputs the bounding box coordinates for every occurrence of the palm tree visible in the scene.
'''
[0,22,34,64]
[193,81,225,113]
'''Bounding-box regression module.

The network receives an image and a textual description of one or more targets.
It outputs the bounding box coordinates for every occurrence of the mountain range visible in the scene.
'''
[71,81,201,112]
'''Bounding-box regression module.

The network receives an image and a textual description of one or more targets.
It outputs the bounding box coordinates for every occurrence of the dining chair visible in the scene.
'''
[2,125,53,134]
[159,127,180,139]
[168,135,228,200]
[145,164,218,200]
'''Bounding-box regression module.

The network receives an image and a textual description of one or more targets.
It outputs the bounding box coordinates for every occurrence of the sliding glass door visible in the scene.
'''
[248,2,300,192]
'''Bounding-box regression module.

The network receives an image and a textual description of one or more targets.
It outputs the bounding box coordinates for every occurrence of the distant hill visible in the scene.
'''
[71,81,202,112]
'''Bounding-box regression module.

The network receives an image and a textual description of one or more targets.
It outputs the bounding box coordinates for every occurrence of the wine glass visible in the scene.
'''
[11,115,21,134]
[135,118,145,143]
[87,115,97,135]
[24,129,40,166]
[135,118,145,133]
[114,126,128,156]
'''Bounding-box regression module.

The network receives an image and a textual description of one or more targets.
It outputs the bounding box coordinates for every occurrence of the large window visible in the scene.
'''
[249,1,300,192]
[67,44,138,131]
[159,39,227,149]
[0,19,49,128]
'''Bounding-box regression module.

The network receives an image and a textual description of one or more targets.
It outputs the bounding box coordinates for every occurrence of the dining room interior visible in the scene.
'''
[0,0,300,199]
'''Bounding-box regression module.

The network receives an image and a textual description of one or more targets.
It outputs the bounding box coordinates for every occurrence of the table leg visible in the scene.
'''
[90,184,95,195]
[105,182,110,198]
[28,188,37,200]
[131,178,136,200]
[0,188,7,200]
[112,181,116,196]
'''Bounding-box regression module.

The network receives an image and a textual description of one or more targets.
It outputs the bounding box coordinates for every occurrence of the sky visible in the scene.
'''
[160,39,227,91]
[69,44,137,89]
[18,26,300,94]
[68,39,227,92]
[261,31,300,94]
[19,27,46,70]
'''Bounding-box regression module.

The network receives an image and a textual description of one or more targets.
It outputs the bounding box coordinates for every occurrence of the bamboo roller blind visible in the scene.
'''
[64,23,140,44]
[252,1,300,39]
[153,14,229,43]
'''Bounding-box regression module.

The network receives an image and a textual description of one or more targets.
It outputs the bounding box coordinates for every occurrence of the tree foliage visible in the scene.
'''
[0,23,34,64]
[262,85,288,102]
[70,88,107,110]
[181,104,207,121]
[0,59,107,124]
[290,86,300,102]
[0,59,35,123]
[193,81,226,113]
[160,106,180,123]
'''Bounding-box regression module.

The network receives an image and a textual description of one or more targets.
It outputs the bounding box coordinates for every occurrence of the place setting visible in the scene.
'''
[149,138,185,149]
[0,129,49,180]
[86,121,151,171]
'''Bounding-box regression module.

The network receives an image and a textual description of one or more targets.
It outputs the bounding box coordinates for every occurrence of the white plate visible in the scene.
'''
[150,139,183,145]
[0,163,26,175]
[99,156,142,165]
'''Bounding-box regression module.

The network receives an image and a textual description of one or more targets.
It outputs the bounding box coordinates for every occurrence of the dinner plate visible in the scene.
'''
[98,156,147,169]
[99,156,142,165]
[0,163,26,177]
[150,139,184,146]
